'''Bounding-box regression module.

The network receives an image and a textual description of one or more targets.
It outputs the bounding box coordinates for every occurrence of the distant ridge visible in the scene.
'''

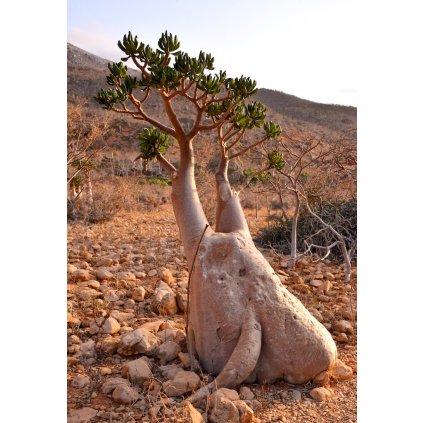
[67,43,356,137]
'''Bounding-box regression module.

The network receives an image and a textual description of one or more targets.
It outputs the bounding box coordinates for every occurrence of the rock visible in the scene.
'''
[334,320,354,334]
[73,269,90,282]
[102,317,121,334]
[110,310,135,323]
[310,279,323,288]
[101,377,131,395]
[210,396,239,423]
[148,269,158,277]
[96,268,113,281]
[212,388,240,403]
[324,272,335,281]
[132,286,146,302]
[313,370,331,386]
[157,328,186,345]
[291,390,302,402]
[135,271,147,279]
[176,292,188,312]
[68,407,98,423]
[116,271,136,281]
[151,282,178,315]
[124,299,136,309]
[160,363,184,380]
[71,374,90,389]
[234,400,254,423]
[67,313,80,325]
[317,280,332,294]
[88,280,100,289]
[178,352,191,369]
[112,384,140,404]
[96,257,113,267]
[140,320,165,333]
[98,336,120,355]
[75,287,102,301]
[121,357,153,385]
[184,401,205,423]
[159,268,175,284]
[342,306,355,320]
[335,333,349,343]
[104,289,120,302]
[310,387,332,401]
[162,370,201,396]
[117,328,160,356]
[332,359,353,380]
[80,340,96,358]
[308,308,323,322]
[239,386,255,400]
[155,340,181,363]
[68,264,77,274]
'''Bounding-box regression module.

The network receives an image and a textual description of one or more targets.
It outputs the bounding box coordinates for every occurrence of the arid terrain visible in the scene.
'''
[67,204,356,423]
[67,43,357,422]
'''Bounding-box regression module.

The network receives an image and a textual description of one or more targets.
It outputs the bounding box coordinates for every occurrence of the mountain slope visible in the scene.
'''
[67,43,356,139]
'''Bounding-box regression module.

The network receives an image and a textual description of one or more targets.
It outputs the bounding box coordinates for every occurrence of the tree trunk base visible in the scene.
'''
[187,230,337,401]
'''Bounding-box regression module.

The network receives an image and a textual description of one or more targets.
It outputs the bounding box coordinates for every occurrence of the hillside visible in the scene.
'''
[67,43,356,140]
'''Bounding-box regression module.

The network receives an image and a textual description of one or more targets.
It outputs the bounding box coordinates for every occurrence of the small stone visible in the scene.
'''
[313,370,331,386]
[103,317,121,334]
[310,387,332,401]
[68,264,77,274]
[68,407,98,423]
[176,292,187,312]
[291,390,302,402]
[155,340,181,363]
[132,286,146,302]
[212,388,240,404]
[110,310,135,323]
[334,320,354,334]
[124,299,136,309]
[239,386,255,400]
[310,279,323,288]
[87,280,100,289]
[71,374,90,389]
[332,359,353,380]
[148,269,158,277]
[100,367,112,375]
[101,377,130,395]
[159,268,174,284]
[317,280,332,294]
[336,332,349,343]
[149,405,161,419]
[117,328,160,356]
[210,396,239,423]
[157,328,186,345]
[308,308,323,322]
[67,313,80,325]
[121,358,153,385]
[73,269,90,282]
[151,282,178,315]
[89,322,100,335]
[234,400,254,423]
[80,340,96,358]
[75,287,102,301]
[116,271,136,281]
[98,336,120,355]
[96,268,113,281]
[162,370,200,396]
[178,352,191,369]
[112,384,139,404]
[104,289,120,302]
[96,257,113,267]
[324,272,335,281]
[184,401,205,423]
[160,363,184,380]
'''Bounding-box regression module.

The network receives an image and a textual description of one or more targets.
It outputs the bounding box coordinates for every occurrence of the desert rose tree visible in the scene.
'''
[95,31,337,400]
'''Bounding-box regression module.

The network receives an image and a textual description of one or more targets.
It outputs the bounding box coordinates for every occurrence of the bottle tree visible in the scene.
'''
[95,31,337,400]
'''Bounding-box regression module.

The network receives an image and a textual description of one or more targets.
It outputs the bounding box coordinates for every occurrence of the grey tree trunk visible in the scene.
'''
[289,192,300,268]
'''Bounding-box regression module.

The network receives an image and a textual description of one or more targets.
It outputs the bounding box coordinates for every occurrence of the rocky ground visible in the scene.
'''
[67,204,357,423]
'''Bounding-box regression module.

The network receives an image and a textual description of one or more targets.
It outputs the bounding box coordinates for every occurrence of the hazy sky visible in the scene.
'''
[67,0,356,106]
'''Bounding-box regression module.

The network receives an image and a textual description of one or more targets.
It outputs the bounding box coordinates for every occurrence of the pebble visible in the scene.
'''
[162,370,200,396]
[102,317,121,334]
[310,387,332,401]
[112,384,140,404]
[155,340,181,363]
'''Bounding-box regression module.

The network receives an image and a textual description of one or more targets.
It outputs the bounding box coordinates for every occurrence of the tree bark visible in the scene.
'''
[170,140,209,268]
[289,192,300,268]
[214,156,251,240]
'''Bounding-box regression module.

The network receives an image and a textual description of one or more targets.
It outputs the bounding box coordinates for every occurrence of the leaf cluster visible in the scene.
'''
[137,128,171,162]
